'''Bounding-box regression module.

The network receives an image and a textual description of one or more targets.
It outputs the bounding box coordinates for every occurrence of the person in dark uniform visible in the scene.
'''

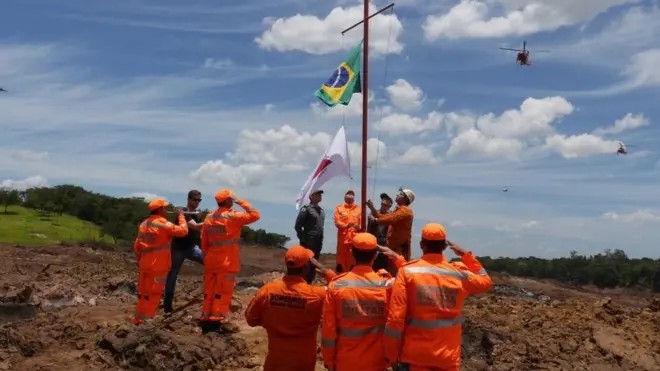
[162,190,204,314]
[368,193,393,271]
[294,189,325,283]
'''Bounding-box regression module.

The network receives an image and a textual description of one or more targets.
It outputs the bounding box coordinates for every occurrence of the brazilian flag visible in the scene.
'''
[314,41,363,107]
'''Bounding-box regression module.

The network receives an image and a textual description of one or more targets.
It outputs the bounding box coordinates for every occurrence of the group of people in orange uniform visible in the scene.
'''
[132,189,261,333]
[132,187,493,370]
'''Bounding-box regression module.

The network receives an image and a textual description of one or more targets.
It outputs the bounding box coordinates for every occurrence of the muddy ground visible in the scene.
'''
[0,244,659,371]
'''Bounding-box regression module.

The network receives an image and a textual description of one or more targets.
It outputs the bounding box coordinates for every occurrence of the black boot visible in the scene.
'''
[201,320,222,334]
[162,297,173,315]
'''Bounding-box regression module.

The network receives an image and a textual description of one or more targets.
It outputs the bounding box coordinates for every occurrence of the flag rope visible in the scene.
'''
[370,5,395,200]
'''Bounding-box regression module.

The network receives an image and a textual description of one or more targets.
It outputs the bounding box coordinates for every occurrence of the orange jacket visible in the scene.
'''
[374,206,413,257]
[334,203,362,244]
[245,270,336,371]
[201,199,260,272]
[321,262,402,371]
[133,214,188,271]
[384,253,492,368]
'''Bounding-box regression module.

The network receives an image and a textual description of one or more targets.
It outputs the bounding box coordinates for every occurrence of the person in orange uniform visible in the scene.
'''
[200,189,260,333]
[367,188,415,276]
[334,190,362,273]
[133,198,189,325]
[244,246,337,371]
[384,223,493,371]
[322,233,399,371]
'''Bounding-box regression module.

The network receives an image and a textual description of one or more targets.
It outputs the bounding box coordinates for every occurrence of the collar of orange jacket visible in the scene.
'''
[343,203,358,209]
[283,275,308,283]
[421,253,448,264]
[350,264,374,274]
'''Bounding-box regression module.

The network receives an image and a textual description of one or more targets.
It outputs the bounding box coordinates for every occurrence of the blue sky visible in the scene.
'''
[2,0,660,259]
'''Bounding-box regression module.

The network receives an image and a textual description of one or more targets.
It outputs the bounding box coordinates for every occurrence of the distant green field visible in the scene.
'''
[0,206,113,245]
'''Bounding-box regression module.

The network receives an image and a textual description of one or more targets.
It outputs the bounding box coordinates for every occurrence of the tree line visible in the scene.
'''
[1,185,659,291]
[0,184,291,249]
[477,249,660,292]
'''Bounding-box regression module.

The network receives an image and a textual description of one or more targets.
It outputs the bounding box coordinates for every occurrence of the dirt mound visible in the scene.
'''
[0,243,658,371]
[460,296,660,370]
[96,325,258,370]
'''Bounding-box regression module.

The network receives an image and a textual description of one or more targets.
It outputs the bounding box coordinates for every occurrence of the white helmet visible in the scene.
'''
[398,188,415,204]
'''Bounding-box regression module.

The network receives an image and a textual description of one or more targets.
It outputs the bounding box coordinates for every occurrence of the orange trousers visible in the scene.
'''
[200,270,236,322]
[335,241,355,273]
[133,270,167,324]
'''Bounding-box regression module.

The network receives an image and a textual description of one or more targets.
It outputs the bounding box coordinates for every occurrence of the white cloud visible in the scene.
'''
[423,0,636,40]
[496,220,539,233]
[255,5,404,55]
[378,111,444,136]
[602,210,660,223]
[547,7,660,69]
[3,37,660,260]
[544,134,619,159]
[394,145,440,166]
[128,192,162,201]
[203,57,233,69]
[385,79,424,110]
[10,150,50,162]
[619,48,660,88]
[0,175,48,190]
[448,129,525,159]
[593,113,649,136]
[190,161,268,187]
[189,125,387,187]
[311,92,371,118]
[580,48,660,96]
[449,220,466,228]
[348,138,387,168]
[476,97,574,139]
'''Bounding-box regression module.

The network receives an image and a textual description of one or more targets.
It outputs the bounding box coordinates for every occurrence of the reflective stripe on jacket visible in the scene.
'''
[201,200,260,272]
[244,272,334,371]
[133,214,188,271]
[384,253,492,368]
[321,265,394,371]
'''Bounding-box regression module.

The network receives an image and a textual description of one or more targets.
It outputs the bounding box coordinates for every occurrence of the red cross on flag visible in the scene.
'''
[295,125,351,209]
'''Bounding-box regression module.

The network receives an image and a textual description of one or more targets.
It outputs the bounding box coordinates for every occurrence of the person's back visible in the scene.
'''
[385,223,492,370]
[322,233,392,371]
[245,246,333,371]
[246,278,325,371]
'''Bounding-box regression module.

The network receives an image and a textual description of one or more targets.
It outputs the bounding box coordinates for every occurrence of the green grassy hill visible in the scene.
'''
[0,205,113,245]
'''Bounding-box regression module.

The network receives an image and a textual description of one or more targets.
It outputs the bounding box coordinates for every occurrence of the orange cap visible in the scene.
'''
[148,198,170,211]
[285,245,314,268]
[352,232,378,251]
[214,189,234,203]
[421,223,447,241]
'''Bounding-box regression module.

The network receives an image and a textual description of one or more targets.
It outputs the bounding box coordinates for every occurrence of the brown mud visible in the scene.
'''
[0,244,658,370]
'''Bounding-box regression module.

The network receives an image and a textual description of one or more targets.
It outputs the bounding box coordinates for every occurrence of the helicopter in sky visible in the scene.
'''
[616,141,627,155]
[502,187,508,192]
[499,40,549,66]
[0,87,7,92]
